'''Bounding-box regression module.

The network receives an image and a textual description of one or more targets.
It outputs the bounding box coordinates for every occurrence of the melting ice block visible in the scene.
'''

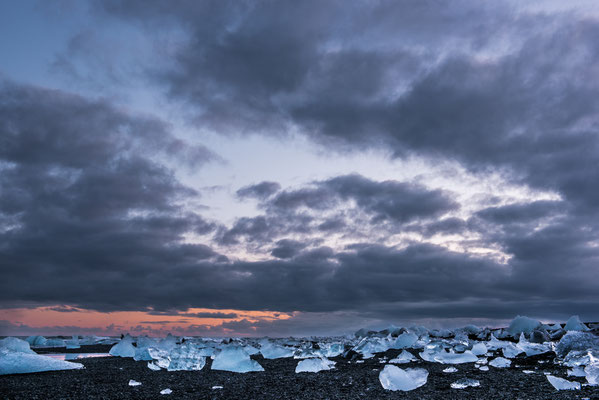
[160,388,172,395]
[109,334,136,358]
[319,343,344,358]
[295,357,336,373]
[585,363,599,386]
[564,315,589,331]
[0,349,84,375]
[392,332,418,349]
[508,316,541,335]
[443,367,458,373]
[128,379,142,386]
[421,349,478,364]
[546,375,581,390]
[471,343,487,356]
[489,357,511,368]
[451,378,480,389]
[0,337,36,354]
[556,332,599,357]
[211,346,264,373]
[379,365,428,391]
[260,341,295,359]
[148,342,206,371]
[389,350,416,364]
[26,336,48,347]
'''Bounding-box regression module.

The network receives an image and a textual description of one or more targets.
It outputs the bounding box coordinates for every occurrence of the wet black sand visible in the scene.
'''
[2,347,599,399]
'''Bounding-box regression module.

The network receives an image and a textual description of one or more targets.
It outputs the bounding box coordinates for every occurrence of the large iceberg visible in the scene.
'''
[379,365,428,391]
[564,315,589,331]
[508,316,542,335]
[109,334,136,358]
[295,357,335,373]
[211,346,264,373]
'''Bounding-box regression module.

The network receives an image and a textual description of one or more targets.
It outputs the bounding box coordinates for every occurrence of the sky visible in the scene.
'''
[1,0,599,337]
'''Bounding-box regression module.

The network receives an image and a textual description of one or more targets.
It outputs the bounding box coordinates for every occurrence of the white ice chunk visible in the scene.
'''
[353,336,391,355]
[421,349,478,364]
[109,334,136,358]
[557,332,599,357]
[211,346,264,373]
[260,341,295,359]
[212,386,223,389]
[0,337,36,354]
[26,336,48,347]
[389,350,416,364]
[516,333,552,357]
[160,388,172,395]
[128,379,141,386]
[443,367,458,373]
[391,332,418,349]
[295,357,336,373]
[563,350,599,367]
[148,342,206,371]
[489,357,511,368]
[585,363,599,386]
[523,370,535,374]
[147,362,161,371]
[546,375,581,390]
[0,349,84,375]
[479,365,489,371]
[451,378,480,389]
[565,315,589,331]
[471,343,487,356]
[567,366,587,377]
[379,365,428,391]
[508,316,541,335]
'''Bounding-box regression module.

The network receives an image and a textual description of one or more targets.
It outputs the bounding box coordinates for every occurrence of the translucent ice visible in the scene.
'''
[421,349,478,364]
[26,336,47,347]
[471,343,487,356]
[489,357,511,368]
[443,367,458,373]
[319,342,344,358]
[134,336,159,361]
[128,379,141,386]
[556,332,599,357]
[295,357,336,373]
[546,375,581,390]
[148,342,206,371]
[260,341,295,359]
[585,363,599,386]
[0,337,36,354]
[0,349,84,375]
[567,366,586,377]
[160,388,172,395]
[508,316,541,335]
[379,365,428,391]
[451,378,480,389]
[109,334,136,358]
[65,335,80,349]
[391,332,418,349]
[389,350,416,364]
[565,315,589,331]
[147,362,161,371]
[516,333,552,357]
[502,343,524,358]
[211,346,264,373]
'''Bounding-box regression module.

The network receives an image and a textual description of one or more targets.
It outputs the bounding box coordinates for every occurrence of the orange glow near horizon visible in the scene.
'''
[0,306,292,336]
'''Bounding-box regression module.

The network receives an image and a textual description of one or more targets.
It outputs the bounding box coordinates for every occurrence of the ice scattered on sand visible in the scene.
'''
[392,332,418,349]
[260,341,295,359]
[567,366,586,377]
[585,363,599,386]
[489,357,511,368]
[211,386,223,390]
[451,378,480,389]
[0,337,36,354]
[523,370,535,374]
[546,375,581,390]
[556,332,599,357]
[565,315,589,331]
[0,349,84,375]
[389,350,416,364]
[211,346,264,373]
[109,334,136,358]
[160,388,172,395]
[295,357,336,373]
[147,362,161,371]
[379,365,428,391]
[479,366,489,371]
[148,342,206,371]
[471,342,487,356]
[420,348,478,364]
[443,367,458,373]
[128,380,141,386]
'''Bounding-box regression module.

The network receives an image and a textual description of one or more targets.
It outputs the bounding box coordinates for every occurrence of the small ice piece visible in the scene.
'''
[567,366,587,377]
[356,360,364,363]
[502,343,524,359]
[546,375,581,390]
[489,357,511,368]
[391,332,418,349]
[0,349,84,375]
[260,341,295,359]
[451,378,480,389]
[211,346,264,373]
[147,362,161,371]
[565,315,590,331]
[379,365,428,391]
[585,363,599,385]
[389,350,416,364]
[471,343,487,356]
[295,357,336,373]
[508,316,542,335]
[523,370,535,374]
[109,334,136,358]
[128,380,141,387]
[160,388,172,395]
[479,366,489,371]
[211,386,223,390]
[443,367,458,373]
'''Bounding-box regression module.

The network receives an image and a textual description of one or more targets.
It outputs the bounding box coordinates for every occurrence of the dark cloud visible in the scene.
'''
[181,312,238,319]
[236,181,281,200]
[270,239,306,259]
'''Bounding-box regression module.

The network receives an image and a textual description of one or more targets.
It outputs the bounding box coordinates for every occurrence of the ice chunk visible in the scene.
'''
[389,350,416,364]
[260,341,295,359]
[379,365,428,391]
[391,332,418,349]
[489,357,511,368]
[211,346,264,373]
[319,342,344,358]
[556,332,599,357]
[451,378,480,389]
[523,370,535,374]
[295,357,336,373]
[421,348,478,364]
[212,386,223,389]
[471,343,487,356]
[567,366,587,377]
[353,336,391,355]
[565,315,589,331]
[158,334,177,351]
[66,335,80,349]
[26,336,48,347]
[147,362,161,371]
[508,316,541,335]
[463,325,481,335]
[516,333,552,357]
[502,343,524,358]
[148,342,206,371]
[109,334,136,358]
[443,367,458,373]
[134,336,159,361]
[546,375,581,390]
[585,363,599,385]
[0,337,36,354]
[160,388,172,395]
[0,349,84,375]
[479,365,489,371]
[128,380,141,386]
[563,349,599,367]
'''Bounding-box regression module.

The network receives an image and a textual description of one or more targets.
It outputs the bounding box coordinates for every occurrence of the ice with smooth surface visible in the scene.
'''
[260,341,295,359]
[516,333,552,357]
[66,335,80,349]
[295,357,336,373]
[422,349,478,364]
[0,337,36,354]
[471,343,487,356]
[489,357,511,368]
[134,336,159,361]
[148,342,206,371]
[148,362,161,371]
[392,332,418,349]
[211,346,264,373]
[502,343,524,358]
[128,379,141,386]
[160,388,172,395]
[546,375,581,390]
[109,334,136,358]
[508,316,541,335]
[443,367,458,373]
[585,363,599,386]
[0,349,84,375]
[451,378,480,389]
[564,315,589,331]
[319,342,344,358]
[389,350,416,364]
[567,366,587,377]
[379,365,428,391]
[26,336,48,347]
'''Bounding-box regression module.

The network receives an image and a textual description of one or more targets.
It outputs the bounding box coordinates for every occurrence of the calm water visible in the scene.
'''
[43,353,111,360]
